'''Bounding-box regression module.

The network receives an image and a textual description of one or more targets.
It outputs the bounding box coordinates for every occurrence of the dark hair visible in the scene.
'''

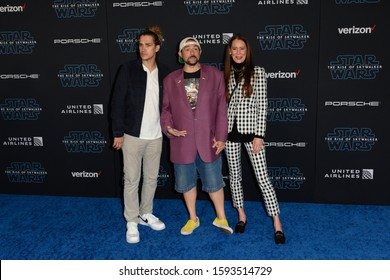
[224,34,255,101]
[138,25,164,46]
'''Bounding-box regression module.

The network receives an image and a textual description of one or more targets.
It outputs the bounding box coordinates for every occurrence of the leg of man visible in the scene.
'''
[122,134,143,223]
[139,137,162,216]
[197,154,232,235]
[208,188,226,220]
[183,186,198,221]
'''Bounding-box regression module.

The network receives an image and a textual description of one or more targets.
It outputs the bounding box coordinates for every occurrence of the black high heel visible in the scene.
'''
[235,221,247,234]
[274,231,285,245]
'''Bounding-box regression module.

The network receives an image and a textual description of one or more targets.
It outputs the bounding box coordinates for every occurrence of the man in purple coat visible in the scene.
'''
[161,37,233,235]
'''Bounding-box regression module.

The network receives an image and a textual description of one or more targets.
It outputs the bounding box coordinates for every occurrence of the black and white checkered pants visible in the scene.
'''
[225,140,280,217]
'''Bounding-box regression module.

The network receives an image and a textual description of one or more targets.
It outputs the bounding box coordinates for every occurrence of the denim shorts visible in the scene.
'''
[174,153,225,193]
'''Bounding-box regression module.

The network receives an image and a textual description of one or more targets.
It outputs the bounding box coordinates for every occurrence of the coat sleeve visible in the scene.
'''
[254,67,267,138]
[160,75,174,137]
[110,64,127,138]
[214,70,228,142]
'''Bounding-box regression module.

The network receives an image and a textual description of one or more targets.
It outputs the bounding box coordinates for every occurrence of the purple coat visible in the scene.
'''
[161,65,228,164]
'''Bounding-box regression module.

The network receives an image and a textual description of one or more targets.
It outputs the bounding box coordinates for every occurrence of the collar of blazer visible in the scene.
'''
[174,65,207,85]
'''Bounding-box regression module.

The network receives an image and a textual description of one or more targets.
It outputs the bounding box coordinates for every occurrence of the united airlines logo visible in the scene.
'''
[157,166,169,187]
[328,54,381,80]
[3,136,43,147]
[192,33,233,45]
[5,162,47,183]
[116,29,144,53]
[63,131,107,153]
[324,168,374,180]
[267,98,307,122]
[52,0,99,18]
[268,167,305,190]
[0,3,26,12]
[0,31,37,55]
[0,98,42,120]
[335,0,380,4]
[58,64,103,87]
[184,0,235,15]
[61,104,104,115]
[112,1,164,7]
[338,25,376,35]
[325,128,378,152]
[258,25,309,50]
[265,69,300,79]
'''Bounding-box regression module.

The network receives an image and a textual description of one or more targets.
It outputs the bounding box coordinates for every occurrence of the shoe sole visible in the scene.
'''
[139,219,166,231]
[212,222,233,235]
[126,235,140,243]
[180,223,199,235]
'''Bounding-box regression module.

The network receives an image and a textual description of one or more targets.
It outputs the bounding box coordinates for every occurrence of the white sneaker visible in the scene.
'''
[126,222,140,244]
[139,213,166,231]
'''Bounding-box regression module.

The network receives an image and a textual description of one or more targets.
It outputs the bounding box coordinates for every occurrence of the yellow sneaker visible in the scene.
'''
[212,217,233,235]
[180,217,200,235]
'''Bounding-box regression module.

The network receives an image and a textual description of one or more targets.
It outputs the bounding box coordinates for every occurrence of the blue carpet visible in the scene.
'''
[0,194,389,260]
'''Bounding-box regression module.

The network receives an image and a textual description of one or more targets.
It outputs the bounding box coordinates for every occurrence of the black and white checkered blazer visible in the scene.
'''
[227,66,267,138]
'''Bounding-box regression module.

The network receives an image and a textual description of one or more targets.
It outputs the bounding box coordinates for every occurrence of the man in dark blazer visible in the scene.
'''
[161,37,233,235]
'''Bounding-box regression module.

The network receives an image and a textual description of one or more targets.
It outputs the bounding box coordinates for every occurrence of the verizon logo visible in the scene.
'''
[0,3,26,12]
[71,170,101,178]
[338,25,376,34]
[265,69,300,79]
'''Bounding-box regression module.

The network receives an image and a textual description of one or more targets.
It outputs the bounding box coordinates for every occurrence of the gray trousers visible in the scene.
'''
[122,134,162,223]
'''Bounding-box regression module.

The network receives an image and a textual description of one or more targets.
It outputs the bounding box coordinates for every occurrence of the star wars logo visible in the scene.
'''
[52,0,99,18]
[116,29,144,53]
[328,54,381,80]
[58,64,103,87]
[0,98,41,120]
[63,131,106,153]
[325,128,378,152]
[258,24,309,50]
[0,31,36,55]
[5,162,47,183]
[267,98,306,122]
[268,167,305,190]
[184,0,234,15]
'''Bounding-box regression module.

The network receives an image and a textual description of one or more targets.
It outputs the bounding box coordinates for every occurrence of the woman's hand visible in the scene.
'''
[252,137,264,154]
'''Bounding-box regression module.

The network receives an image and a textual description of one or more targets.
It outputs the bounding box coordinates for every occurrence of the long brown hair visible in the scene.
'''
[224,34,254,101]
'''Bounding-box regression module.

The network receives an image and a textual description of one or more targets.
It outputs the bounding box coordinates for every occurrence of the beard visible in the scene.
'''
[184,56,199,66]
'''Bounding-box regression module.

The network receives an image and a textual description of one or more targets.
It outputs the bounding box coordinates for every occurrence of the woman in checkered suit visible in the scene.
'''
[223,34,285,244]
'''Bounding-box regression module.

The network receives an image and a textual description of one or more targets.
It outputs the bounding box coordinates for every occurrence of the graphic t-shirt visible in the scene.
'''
[184,70,200,111]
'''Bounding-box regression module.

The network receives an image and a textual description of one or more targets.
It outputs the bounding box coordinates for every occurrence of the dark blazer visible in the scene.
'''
[111,58,170,138]
[160,65,228,164]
